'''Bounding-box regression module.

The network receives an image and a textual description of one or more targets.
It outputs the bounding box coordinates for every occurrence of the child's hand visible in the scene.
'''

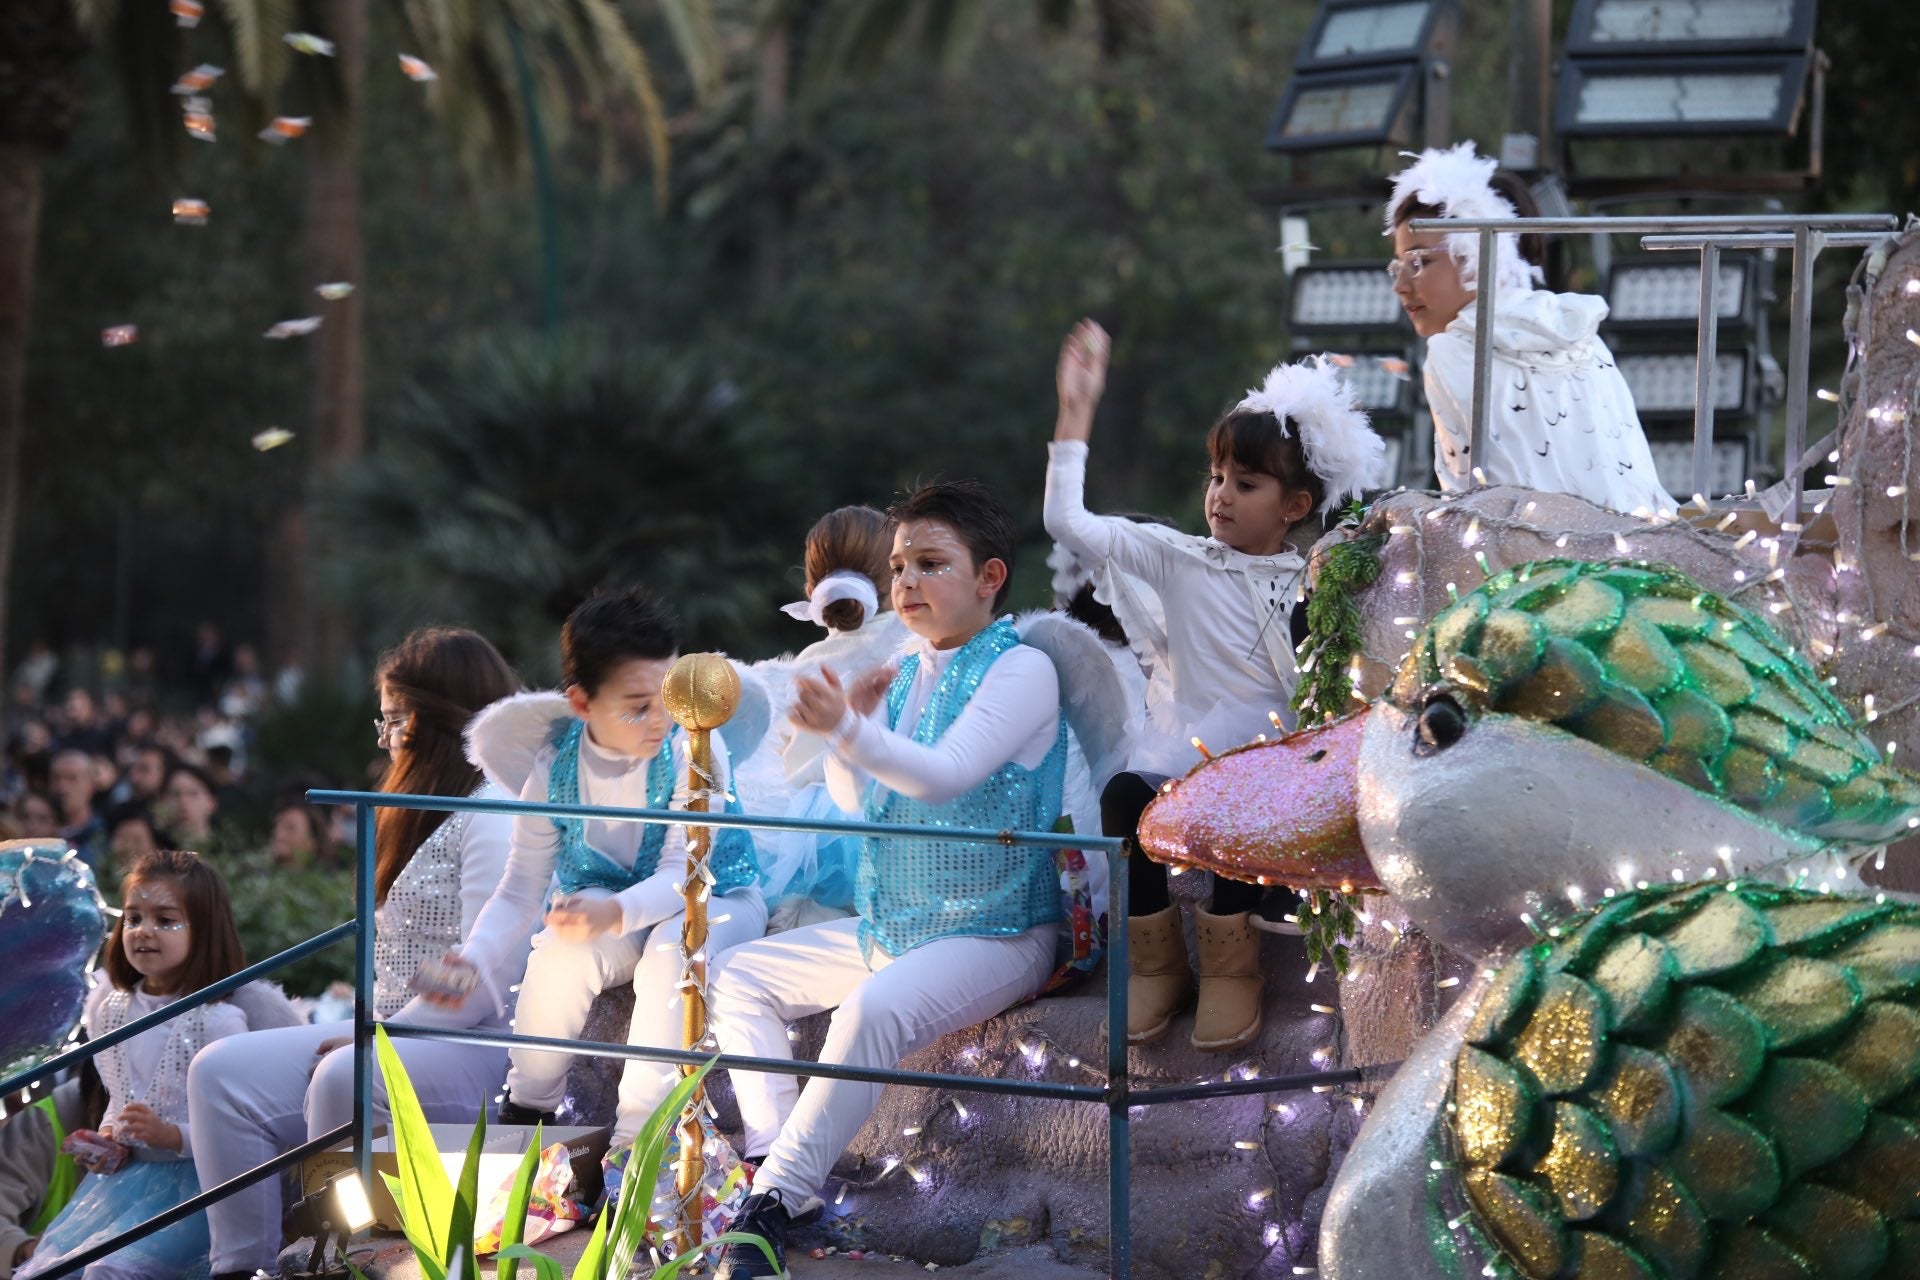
[411,952,480,1007]
[113,1103,181,1151]
[846,663,896,717]
[1055,319,1110,440]
[790,669,850,734]
[545,895,622,942]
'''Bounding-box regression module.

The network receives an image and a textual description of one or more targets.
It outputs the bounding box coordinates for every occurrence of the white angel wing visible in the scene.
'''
[1013,610,1139,793]
[728,656,802,819]
[464,690,572,797]
[724,659,775,771]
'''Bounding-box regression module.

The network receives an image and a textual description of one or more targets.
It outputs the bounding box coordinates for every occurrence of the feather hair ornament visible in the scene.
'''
[1383,141,1543,294]
[1234,356,1389,514]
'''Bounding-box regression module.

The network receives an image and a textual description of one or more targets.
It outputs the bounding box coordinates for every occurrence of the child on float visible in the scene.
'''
[1385,141,1676,514]
[20,851,251,1280]
[434,588,764,1205]
[1046,322,1385,1053]
[709,481,1070,1280]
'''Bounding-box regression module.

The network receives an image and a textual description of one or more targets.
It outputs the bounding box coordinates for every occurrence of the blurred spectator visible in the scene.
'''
[159,763,221,847]
[272,647,304,705]
[52,689,111,757]
[106,804,165,876]
[219,645,267,720]
[266,801,330,867]
[122,646,159,709]
[187,622,231,706]
[7,791,58,839]
[47,749,106,870]
[11,641,57,704]
[120,706,157,746]
[109,741,172,810]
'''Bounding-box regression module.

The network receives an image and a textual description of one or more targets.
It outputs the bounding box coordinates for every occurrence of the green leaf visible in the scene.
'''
[608,1058,722,1277]
[382,1170,448,1273]
[446,1110,486,1279]
[497,1245,565,1280]
[568,1204,611,1280]
[375,1026,454,1261]
[496,1122,546,1280]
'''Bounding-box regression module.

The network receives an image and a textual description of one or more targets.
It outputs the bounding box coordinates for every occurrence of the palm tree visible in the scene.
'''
[0,0,88,681]
[0,0,718,682]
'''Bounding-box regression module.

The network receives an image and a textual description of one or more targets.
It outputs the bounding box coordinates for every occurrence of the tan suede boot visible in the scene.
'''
[1127,906,1194,1045]
[1192,908,1264,1051]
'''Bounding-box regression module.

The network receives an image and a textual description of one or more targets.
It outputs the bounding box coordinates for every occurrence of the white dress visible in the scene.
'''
[1424,291,1677,514]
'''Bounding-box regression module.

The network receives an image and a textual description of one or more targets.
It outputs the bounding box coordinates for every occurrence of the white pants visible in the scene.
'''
[508,892,768,1148]
[187,1019,509,1274]
[708,917,1054,1201]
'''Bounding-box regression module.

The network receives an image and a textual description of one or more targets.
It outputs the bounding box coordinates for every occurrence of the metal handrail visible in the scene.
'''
[1407,212,1899,509]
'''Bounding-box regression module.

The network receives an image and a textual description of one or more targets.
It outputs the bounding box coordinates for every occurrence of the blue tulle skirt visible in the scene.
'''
[755,783,862,911]
[17,1159,210,1280]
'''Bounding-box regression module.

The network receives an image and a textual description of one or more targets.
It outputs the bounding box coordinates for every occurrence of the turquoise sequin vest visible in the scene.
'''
[548,719,759,899]
[859,619,1067,958]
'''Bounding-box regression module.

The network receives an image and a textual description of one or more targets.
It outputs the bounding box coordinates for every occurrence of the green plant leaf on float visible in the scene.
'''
[376,1026,454,1262]
[496,1122,545,1280]
[608,1057,721,1277]
[447,1111,485,1280]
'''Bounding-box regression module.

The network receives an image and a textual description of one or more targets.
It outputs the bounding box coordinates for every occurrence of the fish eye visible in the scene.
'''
[1415,693,1468,755]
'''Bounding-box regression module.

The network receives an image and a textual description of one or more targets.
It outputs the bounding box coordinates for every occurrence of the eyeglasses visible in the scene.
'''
[373,711,411,745]
[1385,250,1440,284]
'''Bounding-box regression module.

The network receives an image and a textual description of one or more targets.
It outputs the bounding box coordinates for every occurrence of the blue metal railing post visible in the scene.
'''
[353,800,377,1190]
[1107,841,1131,1278]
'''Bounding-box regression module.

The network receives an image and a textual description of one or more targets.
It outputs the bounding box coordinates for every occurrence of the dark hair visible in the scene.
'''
[163,762,219,805]
[374,627,519,901]
[804,506,894,632]
[1207,409,1325,518]
[561,588,680,695]
[106,801,162,839]
[105,849,246,997]
[887,479,1017,610]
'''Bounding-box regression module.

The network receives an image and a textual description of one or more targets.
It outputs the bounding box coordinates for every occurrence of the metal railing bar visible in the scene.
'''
[1129,1065,1380,1107]
[1692,242,1722,499]
[1105,846,1131,1278]
[1410,214,1895,234]
[1641,232,1889,251]
[1469,225,1498,475]
[31,1124,354,1280]
[0,921,359,1099]
[307,790,1124,854]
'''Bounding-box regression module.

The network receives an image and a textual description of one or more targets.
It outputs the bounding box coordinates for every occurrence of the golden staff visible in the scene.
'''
[661,652,740,1254]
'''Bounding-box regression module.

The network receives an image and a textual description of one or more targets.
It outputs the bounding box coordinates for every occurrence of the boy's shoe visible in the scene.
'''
[740,1159,825,1226]
[496,1094,558,1126]
[1126,906,1194,1044]
[1249,884,1304,935]
[714,1191,793,1279]
[1192,908,1264,1052]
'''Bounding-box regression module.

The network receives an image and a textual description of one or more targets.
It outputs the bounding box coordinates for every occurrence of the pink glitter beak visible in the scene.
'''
[1136,709,1379,893]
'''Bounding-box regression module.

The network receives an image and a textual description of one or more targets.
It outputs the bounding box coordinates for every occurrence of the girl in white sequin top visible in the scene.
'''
[187,629,525,1280]
[20,851,250,1280]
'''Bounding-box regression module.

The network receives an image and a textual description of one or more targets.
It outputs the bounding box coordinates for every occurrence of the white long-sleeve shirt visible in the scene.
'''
[823,636,1060,814]
[85,979,247,1161]
[457,728,742,982]
[1044,440,1304,773]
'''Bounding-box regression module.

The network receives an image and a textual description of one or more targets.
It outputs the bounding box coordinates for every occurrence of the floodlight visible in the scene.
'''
[1567,0,1816,57]
[1266,65,1419,151]
[1287,264,1406,333]
[330,1170,375,1232]
[1615,349,1754,419]
[1604,257,1756,329]
[1300,0,1456,70]
[1647,435,1752,497]
[1556,55,1809,136]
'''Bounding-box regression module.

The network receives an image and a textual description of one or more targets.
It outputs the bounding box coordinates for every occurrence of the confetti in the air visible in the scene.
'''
[398,55,438,83]
[264,317,323,339]
[1326,354,1356,368]
[170,0,202,27]
[102,325,138,348]
[1376,356,1412,380]
[182,97,215,141]
[259,117,311,145]
[171,65,222,95]
[284,33,336,57]
[315,282,355,301]
[172,198,210,226]
[252,428,296,452]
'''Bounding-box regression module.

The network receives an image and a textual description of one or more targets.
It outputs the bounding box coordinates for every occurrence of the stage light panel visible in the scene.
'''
[1287,265,1406,332]
[1616,350,1752,418]
[1301,0,1452,68]
[1647,435,1752,497]
[1556,55,1808,135]
[1266,65,1418,151]
[1605,257,1754,328]
[1331,353,1415,414]
[1568,0,1816,56]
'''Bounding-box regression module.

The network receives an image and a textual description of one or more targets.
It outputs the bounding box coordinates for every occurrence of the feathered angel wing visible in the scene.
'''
[465,690,573,797]
[725,660,775,770]
[1014,610,1140,792]
[727,655,802,818]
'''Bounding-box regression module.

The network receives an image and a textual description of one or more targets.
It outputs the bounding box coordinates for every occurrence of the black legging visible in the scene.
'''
[1103,770,1262,918]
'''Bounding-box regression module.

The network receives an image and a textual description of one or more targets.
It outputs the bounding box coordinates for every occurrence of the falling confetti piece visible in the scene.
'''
[170,0,202,27]
[284,32,335,56]
[258,117,311,145]
[172,198,210,226]
[264,316,323,339]
[101,325,138,348]
[1326,354,1356,368]
[314,282,355,301]
[182,97,215,141]
[251,428,296,451]
[398,54,438,82]
[170,64,223,95]
[1376,356,1412,379]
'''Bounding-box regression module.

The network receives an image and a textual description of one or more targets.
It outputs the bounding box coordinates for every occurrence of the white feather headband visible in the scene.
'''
[1234,356,1388,514]
[1383,142,1542,294]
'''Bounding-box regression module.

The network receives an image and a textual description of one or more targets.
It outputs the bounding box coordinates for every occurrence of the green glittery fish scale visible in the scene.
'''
[1392,559,1920,845]
[1448,882,1920,1280]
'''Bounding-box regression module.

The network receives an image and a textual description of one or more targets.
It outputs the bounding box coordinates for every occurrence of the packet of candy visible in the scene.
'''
[63,1129,131,1174]
[410,954,479,1002]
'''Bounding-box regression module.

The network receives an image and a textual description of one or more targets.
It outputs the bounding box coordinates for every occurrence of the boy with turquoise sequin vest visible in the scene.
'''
[711,482,1067,1280]
[431,588,765,1178]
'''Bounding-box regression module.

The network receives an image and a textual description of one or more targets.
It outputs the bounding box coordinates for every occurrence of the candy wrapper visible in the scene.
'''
[251,428,295,452]
[284,32,335,56]
[182,97,215,142]
[1033,835,1106,999]
[315,281,354,301]
[646,1116,755,1260]
[472,1141,587,1255]
[62,1129,131,1175]
[101,325,137,348]
[259,117,311,145]
[170,0,202,28]
[170,65,222,95]
[409,953,478,1002]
